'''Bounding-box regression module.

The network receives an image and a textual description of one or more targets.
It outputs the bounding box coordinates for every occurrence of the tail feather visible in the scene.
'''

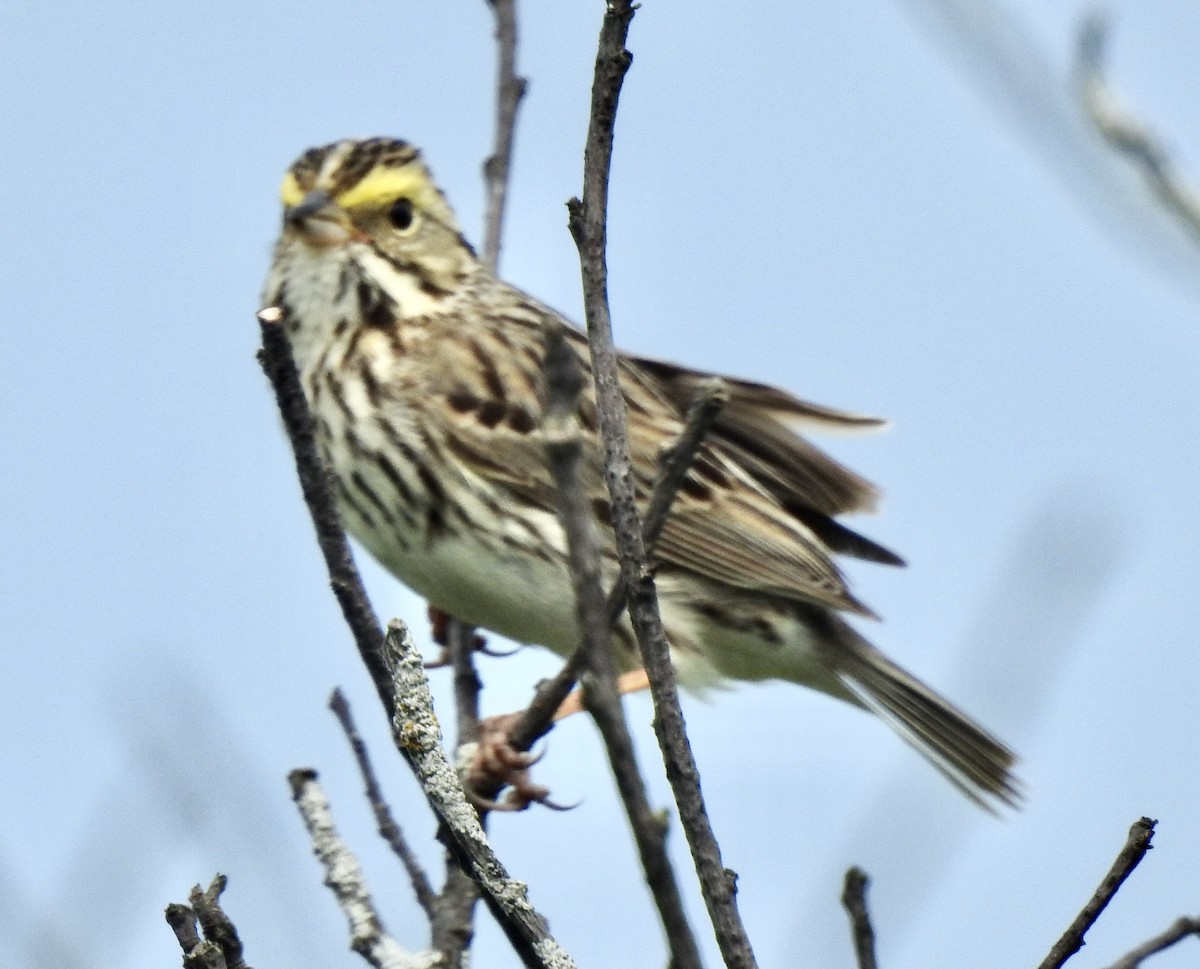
[830,637,1022,811]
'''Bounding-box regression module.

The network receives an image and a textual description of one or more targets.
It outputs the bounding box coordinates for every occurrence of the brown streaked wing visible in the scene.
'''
[412,297,885,615]
[628,352,904,567]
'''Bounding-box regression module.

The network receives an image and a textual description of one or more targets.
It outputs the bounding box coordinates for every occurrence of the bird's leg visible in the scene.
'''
[553,667,651,720]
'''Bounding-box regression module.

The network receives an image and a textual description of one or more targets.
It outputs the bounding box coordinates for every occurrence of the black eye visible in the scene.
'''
[388,197,414,230]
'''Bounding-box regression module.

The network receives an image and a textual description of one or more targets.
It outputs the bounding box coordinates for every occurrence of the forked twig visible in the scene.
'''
[506,378,728,755]
[165,875,251,969]
[566,3,759,968]
[542,326,703,969]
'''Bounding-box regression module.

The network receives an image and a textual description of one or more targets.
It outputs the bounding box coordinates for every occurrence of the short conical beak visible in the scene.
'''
[284,190,353,246]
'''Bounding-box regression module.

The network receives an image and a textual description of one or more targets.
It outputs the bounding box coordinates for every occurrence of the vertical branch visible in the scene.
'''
[430,618,485,967]
[481,0,528,272]
[566,4,759,968]
[541,328,703,969]
[433,2,528,955]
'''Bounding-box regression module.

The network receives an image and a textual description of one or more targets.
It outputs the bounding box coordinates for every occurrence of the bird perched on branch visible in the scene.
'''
[263,137,1019,809]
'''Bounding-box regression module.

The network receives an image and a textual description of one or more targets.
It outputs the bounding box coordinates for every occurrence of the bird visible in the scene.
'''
[262,137,1019,809]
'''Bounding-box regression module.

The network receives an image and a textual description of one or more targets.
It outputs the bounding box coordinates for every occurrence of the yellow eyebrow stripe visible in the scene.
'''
[280,172,304,207]
[336,166,434,210]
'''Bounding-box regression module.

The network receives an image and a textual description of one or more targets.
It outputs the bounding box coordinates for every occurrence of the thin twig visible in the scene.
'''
[1038,817,1157,969]
[384,620,577,969]
[541,326,703,969]
[256,310,393,714]
[448,620,484,748]
[1104,915,1200,969]
[603,378,727,625]
[431,618,485,966]
[840,868,878,969]
[434,0,527,952]
[329,688,437,918]
[289,770,440,969]
[1077,12,1200,244]
[481,0,528,271]
[506,378,728,754]
[567,5,759,968]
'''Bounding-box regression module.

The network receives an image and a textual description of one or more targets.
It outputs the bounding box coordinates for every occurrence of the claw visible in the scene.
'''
[460,713,567,812]
[477,641,522,659]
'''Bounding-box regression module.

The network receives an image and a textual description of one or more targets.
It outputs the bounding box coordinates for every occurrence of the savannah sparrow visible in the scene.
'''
[263,137,1019,808]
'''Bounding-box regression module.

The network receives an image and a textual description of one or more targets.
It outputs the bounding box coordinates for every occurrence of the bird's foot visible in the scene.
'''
[460,713,574,812]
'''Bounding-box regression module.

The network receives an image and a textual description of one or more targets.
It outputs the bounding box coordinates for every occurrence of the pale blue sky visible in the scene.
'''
[3,2,1199,967]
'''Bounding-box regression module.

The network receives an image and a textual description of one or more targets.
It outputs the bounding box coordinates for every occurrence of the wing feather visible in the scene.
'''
[411,302,897,615]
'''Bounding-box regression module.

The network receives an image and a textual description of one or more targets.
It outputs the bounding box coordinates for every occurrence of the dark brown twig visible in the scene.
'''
[448,619,485,748]
[328,688,436,918]
[566,5,758,968]
[432,617,485,966]
[603,378,727,625]
[258,313,573,969]
[256,310,393,714]
[840,868,878,969]
[506,377,728,755]
[481,0,528,271]
[1077,13,1200,244]
[1038,817,1157,969]
[1104,915,1200,969]
[541,326,703,969]
[431,1,527,954]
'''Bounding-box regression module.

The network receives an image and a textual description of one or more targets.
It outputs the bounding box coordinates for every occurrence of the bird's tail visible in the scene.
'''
[828,632,1021,811]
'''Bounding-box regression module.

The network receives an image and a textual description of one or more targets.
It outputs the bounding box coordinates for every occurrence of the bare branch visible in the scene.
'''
[481,0,528,271]
[328,688,436,918]
[1078,12,1200,244]
[840,868,878,969]
[1038,817,1157,969]
[384,620,578,969]
[503,378,727,756]
[256,309,393,714]
[289,769,439,969]
[432,617,485,966]
[166,876,251,969]
[603,378,727,625]
[541,325,703,969]
[447,619,485,748]
[567,5,759,967]
[1104,915,1200,969]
